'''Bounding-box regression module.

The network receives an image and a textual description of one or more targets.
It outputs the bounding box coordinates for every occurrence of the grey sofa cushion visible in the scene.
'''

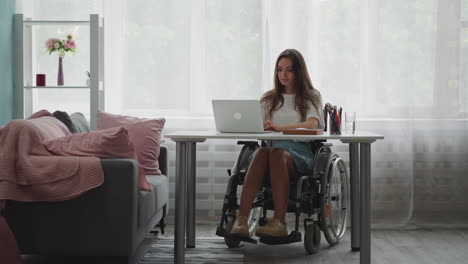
[138,175,169,227]
[70,112,91,133]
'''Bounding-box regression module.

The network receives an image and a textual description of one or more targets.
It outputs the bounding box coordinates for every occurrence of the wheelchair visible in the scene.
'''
[216,140,349,254]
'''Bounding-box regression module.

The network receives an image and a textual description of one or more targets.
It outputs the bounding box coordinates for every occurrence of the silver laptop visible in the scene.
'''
[212,100,271,133]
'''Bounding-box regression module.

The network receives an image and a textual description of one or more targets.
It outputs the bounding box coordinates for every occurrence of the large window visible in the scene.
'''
[17,0,467,119]
[376,0,437,107]
[119,0,263,116]
[460,0,468,114]
[205,0,263,101]
[122,0,191,112]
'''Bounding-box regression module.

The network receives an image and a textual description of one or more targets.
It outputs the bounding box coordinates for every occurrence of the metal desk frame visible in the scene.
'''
[165,131,384,264]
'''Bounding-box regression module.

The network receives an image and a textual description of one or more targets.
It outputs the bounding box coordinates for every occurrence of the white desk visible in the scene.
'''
[165,131,384,264]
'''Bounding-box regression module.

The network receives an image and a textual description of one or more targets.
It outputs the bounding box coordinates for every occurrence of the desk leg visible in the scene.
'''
[175,142,187,264]
[349,143,360,251]
[186,142,197,248]
[360,143,371,264]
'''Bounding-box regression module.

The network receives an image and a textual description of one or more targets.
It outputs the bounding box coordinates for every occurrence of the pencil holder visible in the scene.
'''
[330,115,341,135]
[323,103,342,135]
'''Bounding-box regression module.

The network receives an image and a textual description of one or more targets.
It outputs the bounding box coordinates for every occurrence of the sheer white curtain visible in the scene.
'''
[103,0,265,119]
[18,0,468,227]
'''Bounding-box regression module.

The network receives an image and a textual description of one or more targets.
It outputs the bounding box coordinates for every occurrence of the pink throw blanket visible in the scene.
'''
[0,116,104,262]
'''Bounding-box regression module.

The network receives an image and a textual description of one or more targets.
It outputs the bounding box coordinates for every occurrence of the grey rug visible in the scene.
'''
[140,237,244,264]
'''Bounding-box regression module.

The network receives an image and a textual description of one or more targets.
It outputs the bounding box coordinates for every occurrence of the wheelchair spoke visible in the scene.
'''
[248,206,262,235]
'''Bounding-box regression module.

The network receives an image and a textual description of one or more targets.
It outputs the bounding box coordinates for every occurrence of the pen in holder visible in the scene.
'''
[324,103,341,135]
[323,109,328,132]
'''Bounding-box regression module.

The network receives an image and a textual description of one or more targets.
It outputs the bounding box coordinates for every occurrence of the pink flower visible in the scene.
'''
[48,38,58,44]
[45,38,58,49]
[46,35,77,56]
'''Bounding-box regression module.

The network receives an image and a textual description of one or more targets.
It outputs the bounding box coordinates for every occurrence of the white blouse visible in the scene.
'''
[260,91,324,129]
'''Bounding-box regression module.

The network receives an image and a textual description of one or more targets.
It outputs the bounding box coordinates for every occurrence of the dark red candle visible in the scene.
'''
[36,74,46,86]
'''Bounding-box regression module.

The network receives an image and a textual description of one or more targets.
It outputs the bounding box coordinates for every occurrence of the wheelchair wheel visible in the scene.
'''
[247,206,262,236]
[304,220,321,255]
[224,210,241,248]
[320,153,349,246]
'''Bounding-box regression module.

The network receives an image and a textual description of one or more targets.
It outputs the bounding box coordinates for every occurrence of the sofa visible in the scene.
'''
[2,112,169,263]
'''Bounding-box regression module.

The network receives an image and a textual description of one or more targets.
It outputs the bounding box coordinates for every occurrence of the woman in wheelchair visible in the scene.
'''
[230,49,325,238]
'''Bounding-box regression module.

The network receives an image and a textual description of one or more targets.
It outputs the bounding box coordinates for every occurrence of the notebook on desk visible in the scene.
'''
[212,100,273,133]
[282,128,324,135]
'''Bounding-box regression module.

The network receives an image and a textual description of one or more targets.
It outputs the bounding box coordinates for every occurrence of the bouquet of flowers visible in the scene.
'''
[45,34,77,57]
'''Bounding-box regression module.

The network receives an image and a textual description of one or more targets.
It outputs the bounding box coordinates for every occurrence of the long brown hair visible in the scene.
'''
[261,49,321,121]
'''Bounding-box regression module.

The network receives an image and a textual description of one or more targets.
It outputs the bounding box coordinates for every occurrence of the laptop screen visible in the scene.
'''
[212,100,269,133]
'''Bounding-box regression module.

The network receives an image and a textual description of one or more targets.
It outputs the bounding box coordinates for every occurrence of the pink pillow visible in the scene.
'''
[28,116,71,141]
[97,110,165,175]
[44,126,152,191]
[25,110,71,141]
[27,109,55,119]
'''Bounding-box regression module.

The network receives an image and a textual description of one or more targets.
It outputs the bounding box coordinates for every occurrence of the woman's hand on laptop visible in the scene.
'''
[264,120,283,132]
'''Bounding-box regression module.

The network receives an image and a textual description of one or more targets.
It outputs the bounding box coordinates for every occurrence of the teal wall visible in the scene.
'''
[0,0,15,126]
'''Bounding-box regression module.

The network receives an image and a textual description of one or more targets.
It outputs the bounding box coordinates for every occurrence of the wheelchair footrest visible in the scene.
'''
[216,226,228,237]
[229,235,258,244]
[215,226,258,244]
[259,231,302,245]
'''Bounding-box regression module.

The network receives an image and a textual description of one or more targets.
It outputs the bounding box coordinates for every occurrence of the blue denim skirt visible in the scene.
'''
[273,140,314,175]
[250,140,314,175]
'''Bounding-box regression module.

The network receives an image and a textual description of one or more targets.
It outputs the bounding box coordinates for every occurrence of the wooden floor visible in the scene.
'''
[195,225,468,264]
[22,225,468,264]
[243,229,468,264]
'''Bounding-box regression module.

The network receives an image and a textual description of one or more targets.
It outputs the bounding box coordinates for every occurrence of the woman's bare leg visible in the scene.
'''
[239,148,269,217]
[269,148,296,222]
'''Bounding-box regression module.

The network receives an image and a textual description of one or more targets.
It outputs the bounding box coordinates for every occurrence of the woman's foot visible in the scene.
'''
[255,217,288,237]
[230,215,249,237]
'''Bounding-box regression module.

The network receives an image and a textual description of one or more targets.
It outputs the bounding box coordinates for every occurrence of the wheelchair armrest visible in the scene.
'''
[309,141,333,153]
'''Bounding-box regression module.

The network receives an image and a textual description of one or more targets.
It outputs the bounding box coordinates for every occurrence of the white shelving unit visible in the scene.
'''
[13,14,104,130]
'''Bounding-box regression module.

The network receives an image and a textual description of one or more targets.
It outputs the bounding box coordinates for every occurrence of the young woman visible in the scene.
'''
[230,49,324,238]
